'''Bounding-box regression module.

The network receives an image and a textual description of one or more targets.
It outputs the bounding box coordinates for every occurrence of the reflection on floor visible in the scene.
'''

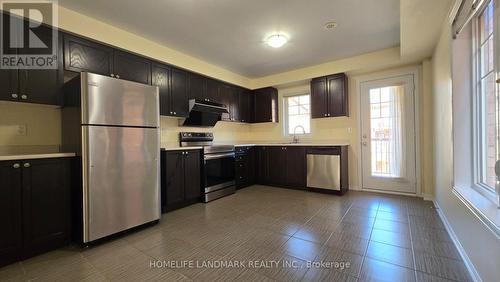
[0,186,472,282]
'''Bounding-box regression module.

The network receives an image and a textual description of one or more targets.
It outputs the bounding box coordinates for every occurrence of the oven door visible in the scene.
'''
[204,152,235,192]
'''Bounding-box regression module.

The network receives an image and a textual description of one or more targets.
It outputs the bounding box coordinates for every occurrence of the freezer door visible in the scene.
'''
[81,72,159,127]
[82,125,160,242]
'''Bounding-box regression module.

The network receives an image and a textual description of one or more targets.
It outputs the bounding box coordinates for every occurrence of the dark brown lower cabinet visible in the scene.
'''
[266,146,305,189]
[235,146,255,189]
[255,146,270,184]
[0,158,72,267]
[161,149,201,212]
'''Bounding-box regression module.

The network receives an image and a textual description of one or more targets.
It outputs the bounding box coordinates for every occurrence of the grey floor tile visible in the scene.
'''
[325,232,369,256]
[413,252,472,282]
[415,271,455,282]
[359,258,416,282]
[234,269,276,282]
[280,237,322,261]
[373,219,410,234]
[376,210,409,223]
[365,241,414,269]
[314,246,363,278]
[370,228,411,248]
[412,238,461,260]
[293,226,333,245]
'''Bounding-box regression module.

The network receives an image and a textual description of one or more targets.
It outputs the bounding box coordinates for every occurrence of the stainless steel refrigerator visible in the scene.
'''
[62,72,160,243]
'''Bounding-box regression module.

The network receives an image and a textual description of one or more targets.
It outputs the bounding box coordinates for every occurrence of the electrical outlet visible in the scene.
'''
[17,125,27,136]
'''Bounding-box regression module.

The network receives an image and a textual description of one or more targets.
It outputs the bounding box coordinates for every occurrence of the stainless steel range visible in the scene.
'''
[180,132,235,202]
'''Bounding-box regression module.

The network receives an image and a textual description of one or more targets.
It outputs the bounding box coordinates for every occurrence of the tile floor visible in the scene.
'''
[0,186,473,282]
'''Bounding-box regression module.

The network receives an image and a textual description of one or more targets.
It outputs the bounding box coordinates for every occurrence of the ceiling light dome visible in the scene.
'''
[266,34,288,48]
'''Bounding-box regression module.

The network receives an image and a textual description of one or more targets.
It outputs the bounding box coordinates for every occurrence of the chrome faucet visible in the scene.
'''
[292,125,306,143]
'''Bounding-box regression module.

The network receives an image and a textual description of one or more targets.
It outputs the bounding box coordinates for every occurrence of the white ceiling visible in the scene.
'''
[58,0,400,78]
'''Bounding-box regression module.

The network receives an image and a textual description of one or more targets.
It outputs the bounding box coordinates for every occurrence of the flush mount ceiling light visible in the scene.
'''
[324,21,338,30]
[266,34,288,48]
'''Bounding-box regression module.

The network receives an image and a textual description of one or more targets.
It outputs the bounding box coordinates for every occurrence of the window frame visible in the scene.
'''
[282,92,312,137]
[472,0,498,195]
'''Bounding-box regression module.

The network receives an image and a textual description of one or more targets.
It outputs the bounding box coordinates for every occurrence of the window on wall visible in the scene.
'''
[475,0,498,192]
[284,94,311,135]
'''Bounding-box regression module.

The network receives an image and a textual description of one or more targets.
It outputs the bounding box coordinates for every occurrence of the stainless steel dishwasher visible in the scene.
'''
[307,151,341,191]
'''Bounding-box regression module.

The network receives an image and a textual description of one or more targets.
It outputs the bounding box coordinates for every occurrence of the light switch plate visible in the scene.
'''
[17,124,27,136]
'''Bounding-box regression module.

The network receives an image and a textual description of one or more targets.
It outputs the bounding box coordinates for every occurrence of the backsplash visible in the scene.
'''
[160,116,252,148]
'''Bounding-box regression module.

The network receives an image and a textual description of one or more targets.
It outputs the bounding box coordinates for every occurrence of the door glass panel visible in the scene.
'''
[369,85,405,178]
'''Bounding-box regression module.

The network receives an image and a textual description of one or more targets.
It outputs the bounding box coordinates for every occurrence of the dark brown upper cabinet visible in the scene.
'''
[152,64,188,117]
[112,51,151,84]
[239,89,253,123]
[219,84,233,121]
[253,87,279,123]
[187,73,207,101]
[170,68,189,117]
[152,63,171,116]
[64,34,114,76]
[206,79,221,103]
[0,24,63,106]
[311,73,348,118]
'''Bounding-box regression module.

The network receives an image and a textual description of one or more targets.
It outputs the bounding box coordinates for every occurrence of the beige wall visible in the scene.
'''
[432,21,500,282]
[0,102,61,146]
[160,117,251,148]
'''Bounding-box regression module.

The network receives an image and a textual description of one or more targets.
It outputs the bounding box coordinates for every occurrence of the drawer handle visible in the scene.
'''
[23,163,30,168]
[11,93,18,99]
[21,94,28,100]
[13,163,20,169]
[116,75,120,79]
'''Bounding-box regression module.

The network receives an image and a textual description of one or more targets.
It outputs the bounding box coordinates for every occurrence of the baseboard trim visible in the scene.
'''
[433,201,482,282]
[422,194,434,201]
[361,187,419,197]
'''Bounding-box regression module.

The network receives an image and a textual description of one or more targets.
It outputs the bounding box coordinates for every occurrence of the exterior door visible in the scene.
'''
[360,75,416,193]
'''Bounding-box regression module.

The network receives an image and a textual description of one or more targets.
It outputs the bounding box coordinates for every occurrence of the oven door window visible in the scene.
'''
[205,156,235,188]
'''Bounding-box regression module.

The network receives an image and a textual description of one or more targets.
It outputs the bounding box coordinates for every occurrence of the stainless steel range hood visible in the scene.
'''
[181,99,228,127]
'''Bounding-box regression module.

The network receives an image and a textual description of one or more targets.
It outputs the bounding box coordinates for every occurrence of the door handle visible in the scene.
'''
[362,141,367,146]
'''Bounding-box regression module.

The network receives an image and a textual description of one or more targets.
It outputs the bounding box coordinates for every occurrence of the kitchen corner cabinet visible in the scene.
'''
[0,158,72,267]
[311,73,348,118]
[253,87,279,123]
[161,150,201,212]
[0,24,63,106]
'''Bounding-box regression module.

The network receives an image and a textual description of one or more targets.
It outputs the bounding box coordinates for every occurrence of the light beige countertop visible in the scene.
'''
[0,153,77,161]
[161,146,203,151]
[233,143,350,147]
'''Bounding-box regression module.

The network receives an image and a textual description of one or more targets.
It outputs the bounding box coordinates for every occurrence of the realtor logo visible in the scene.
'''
[1,0,58,69]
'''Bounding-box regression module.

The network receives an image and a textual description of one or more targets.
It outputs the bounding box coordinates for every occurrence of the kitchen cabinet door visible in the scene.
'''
[164,151,185,207]
[327,73,348,117]
[152,64,171,116]
[183,150,201,201]
[267,147,287,186]
[311,77,328,118]
[285,147,306,188]
[20,29,63,105]
[188,73,207,101]
[21,158,71,258]
[239,89,253,123]
[0,161,23,267]
[113,51,151,84]
[219,84,233,121]
[253,87,278,123]
[230,87,241,122]
[255,146,269,184]
[64,34,113,76]
[170,67,189,117]
[206,79,221,103]
[0,69,18,103]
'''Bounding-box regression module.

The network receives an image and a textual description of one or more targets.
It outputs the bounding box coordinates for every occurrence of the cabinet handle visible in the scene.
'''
[110,74,114,77]
[116,75,120,79]
[12,163,20,169]
[11,93,18,99]
[173,112,177,115]
[23,163,30,168]
[21,94,28,100]
[185,151,189,155]
[170,111,173,114]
